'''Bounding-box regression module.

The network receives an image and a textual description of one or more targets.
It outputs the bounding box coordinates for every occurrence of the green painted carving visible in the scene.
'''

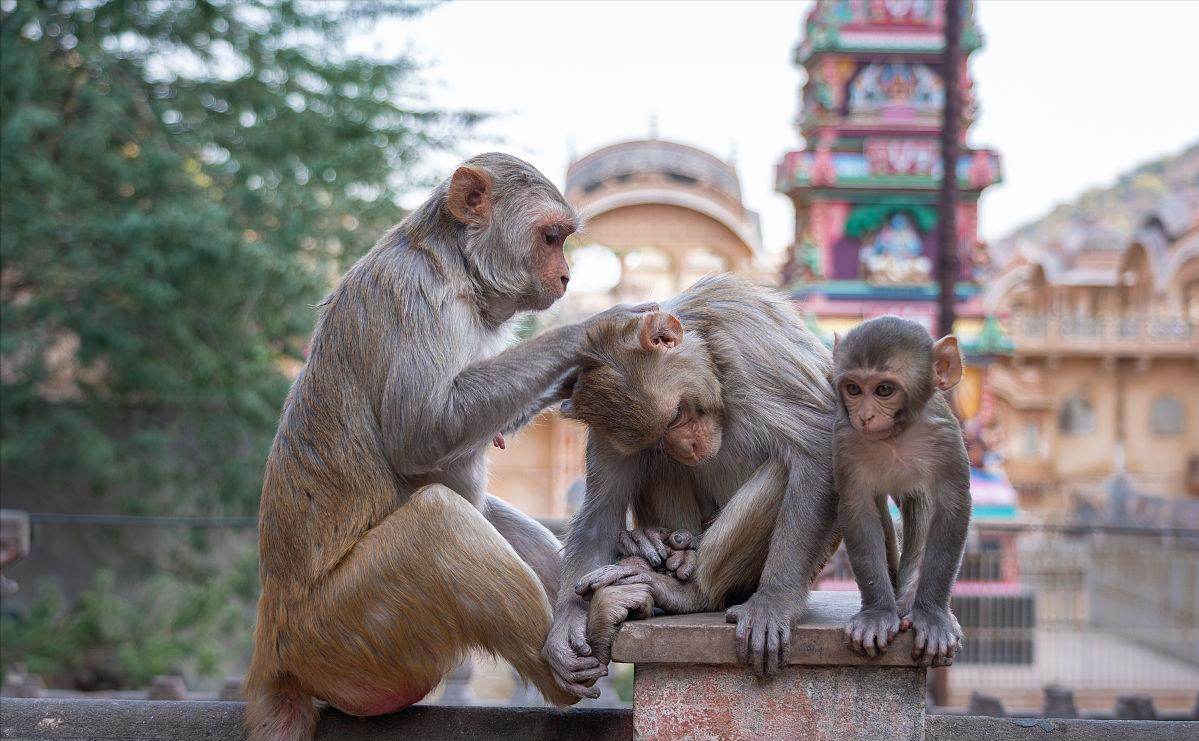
[844,203,938,238]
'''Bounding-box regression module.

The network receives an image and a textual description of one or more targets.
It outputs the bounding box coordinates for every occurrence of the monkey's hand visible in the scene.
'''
[844,608,901,658]
[900,607,962,667]
[543,605,607,700]
[725,594,796,677]
[574,557,653,600]
[617,528,697,580]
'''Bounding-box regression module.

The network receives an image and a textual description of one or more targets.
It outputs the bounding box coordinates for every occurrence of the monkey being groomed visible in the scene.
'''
[832,315,971,667]
[244,153,654,741]
[544,274,842,689]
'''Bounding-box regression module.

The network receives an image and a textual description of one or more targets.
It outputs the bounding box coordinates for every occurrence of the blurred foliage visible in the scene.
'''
[0,0,478,515]
[0,549,259,689]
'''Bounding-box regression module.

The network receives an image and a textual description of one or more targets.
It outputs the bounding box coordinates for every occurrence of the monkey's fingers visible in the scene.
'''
[668,530,694,549]
[554,674,601,701]
[575,564,643,598]
[673,549,698,581]
[492,433,506,449]
[568,621,593,657]
[565,662,608,684]
[630,529,667,566]
[764,624,787,677]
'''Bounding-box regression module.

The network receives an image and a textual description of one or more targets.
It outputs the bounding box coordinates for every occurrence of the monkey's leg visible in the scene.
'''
[692,460,787,605]
[878,496,900,592]
[895,494,931,616]
[901,485,970,667]
[841,493,901,657]
[484,494,564,603]
[291,485,587,713]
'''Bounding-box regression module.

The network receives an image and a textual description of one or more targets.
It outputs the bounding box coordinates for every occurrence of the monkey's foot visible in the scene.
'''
[586,582,655,664]
[844,608,900,658]
[725,595,797,677]
[900,607,962,667]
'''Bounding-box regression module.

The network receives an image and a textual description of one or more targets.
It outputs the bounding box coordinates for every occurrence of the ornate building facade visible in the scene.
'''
[986,205,1199,513]
[775,0,1014,516]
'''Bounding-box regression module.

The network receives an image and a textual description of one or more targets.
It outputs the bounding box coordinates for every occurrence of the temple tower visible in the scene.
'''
[777,0,1001,334]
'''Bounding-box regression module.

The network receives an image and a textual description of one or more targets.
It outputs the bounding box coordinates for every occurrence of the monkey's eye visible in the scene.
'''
[845,383,862,396]
[542,227,563,246]
[875,384,894,398]
[669,404,686,428]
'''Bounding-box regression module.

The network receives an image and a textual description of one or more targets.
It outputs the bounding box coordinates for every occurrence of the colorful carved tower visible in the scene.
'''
[777,0,1003,348]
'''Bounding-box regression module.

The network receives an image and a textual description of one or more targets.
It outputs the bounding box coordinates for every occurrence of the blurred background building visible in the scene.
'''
[485,0,1198,715]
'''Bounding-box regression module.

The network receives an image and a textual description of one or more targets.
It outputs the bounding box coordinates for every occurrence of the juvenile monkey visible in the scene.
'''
[832,315,971,667]
[245,153,650,741]
[543,274,842,687]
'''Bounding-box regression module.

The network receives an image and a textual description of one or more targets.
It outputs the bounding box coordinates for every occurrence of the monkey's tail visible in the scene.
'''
[244,671,317,741]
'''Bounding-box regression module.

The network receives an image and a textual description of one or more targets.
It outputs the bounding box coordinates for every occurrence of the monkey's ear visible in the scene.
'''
[638,312,684,352]
[446,165,493,224]
[832,332,842,353]
[932,335,963,390]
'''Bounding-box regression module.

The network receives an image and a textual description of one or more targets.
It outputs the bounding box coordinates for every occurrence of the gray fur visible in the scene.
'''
[832,315,971,667]
[545,274,842,685]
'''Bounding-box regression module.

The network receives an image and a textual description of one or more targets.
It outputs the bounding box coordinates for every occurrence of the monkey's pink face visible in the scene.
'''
[661,398,722,466]
[838,374,908,441]
[529,220,574,309]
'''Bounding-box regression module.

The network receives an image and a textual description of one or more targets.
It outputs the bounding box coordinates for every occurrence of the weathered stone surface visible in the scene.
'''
[0,698,633,741]
[926,715,1199,741]
[632,663,925,741]
[612,591,920,667]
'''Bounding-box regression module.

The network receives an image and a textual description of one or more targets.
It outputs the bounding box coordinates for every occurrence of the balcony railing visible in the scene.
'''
[1009,314,1197,356]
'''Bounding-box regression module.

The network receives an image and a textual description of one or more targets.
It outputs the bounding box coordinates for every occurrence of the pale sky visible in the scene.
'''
[354,0,1199,255]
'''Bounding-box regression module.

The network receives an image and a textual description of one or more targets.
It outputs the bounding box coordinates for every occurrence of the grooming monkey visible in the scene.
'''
[832,315,971,667]
[543,274,842,686]
[245,153,650,741]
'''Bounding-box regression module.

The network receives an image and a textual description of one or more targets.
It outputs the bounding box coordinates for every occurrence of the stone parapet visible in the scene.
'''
[612,591,926,741]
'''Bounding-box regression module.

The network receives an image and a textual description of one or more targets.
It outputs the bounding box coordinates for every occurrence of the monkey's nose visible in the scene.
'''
[560,275,570,289]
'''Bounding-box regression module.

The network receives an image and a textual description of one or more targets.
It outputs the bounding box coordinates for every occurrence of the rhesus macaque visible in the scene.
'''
[244,153,652,741]
[542,274,842,689]
[832,315,971,667]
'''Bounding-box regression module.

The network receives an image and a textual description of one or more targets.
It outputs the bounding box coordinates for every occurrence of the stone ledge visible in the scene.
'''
[0,699,633,741]
[925,715,1199,741]
[612,590,919,666]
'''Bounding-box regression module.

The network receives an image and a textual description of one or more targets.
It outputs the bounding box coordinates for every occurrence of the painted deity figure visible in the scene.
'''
[860,212,932,283]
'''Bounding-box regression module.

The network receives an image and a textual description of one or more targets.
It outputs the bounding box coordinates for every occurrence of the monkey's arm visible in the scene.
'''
[840,483,902,657]
[727,450,838,676]
[388,304,651,473]
[902,461,970,666]
[499,369,577,437]
[543,436,643,697]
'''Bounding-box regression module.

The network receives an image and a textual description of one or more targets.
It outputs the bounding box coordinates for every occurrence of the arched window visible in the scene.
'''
[1149,395,1186,436]
[1058,396,1096,434]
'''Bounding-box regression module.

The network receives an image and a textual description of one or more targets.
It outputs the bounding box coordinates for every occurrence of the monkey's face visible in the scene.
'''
[445,156,576,311]
[523,219,574,311]
[836,371,909,441]
[567,311,725,465]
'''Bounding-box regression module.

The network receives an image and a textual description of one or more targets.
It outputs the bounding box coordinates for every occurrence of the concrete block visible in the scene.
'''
[612,591,928,741]
[632,663,924,741]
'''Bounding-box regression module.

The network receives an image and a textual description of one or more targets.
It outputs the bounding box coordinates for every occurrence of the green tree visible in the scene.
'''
[0,0,478,515]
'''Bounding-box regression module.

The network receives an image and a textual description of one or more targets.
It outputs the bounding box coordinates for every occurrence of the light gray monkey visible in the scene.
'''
[543,274,843,689]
